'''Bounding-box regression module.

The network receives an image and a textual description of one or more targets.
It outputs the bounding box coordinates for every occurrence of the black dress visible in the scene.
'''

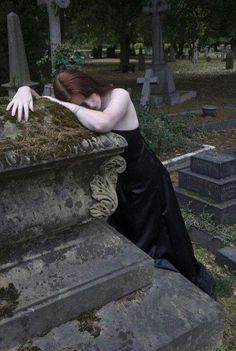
[109,127,216,297]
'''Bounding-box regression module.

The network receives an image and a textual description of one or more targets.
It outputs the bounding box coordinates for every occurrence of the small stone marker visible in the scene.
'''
[137,68,158,106]
[1,12,38,97]
[216,247,236,271]
[176,149,236,224]
[138,48,145,70]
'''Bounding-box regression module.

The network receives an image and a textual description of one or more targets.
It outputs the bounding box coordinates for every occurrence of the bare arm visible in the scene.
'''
[45,89,130,133]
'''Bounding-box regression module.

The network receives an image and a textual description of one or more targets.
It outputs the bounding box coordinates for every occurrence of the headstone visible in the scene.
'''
[141,0,196,106]
[137,68,158,106]
[225,50,234,69]
[138,48,145,70]
[192,41,199,64]
[176,149,236,224]
[38,0,70,68]
[1,12,38,97]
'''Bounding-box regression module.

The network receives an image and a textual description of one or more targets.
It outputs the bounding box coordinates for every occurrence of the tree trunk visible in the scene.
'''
[230,38,236,58]
[120,35,130,73]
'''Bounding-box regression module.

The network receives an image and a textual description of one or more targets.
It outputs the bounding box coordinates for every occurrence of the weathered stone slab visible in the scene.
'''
[175,186,236,224]
[0,97,127,247]
[13,269,225,351]
[191,150,236,179]
[179,168,236,202]
[216,246,236,270]
[0,220,153,350]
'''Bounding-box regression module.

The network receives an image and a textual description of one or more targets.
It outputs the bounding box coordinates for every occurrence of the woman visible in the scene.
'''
[7,69,216,298]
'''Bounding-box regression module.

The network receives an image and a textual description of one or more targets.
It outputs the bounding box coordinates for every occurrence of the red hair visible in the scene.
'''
[53,69,113,102]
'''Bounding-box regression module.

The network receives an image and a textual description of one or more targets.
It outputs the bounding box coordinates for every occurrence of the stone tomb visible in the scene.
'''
[0,98,224,350]
[176,149,236,224]
[0,97,153,350]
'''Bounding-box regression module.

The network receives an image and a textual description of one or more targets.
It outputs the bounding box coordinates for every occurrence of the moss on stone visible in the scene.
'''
[0,283,20,318]
[17,341,41,351]
[181,188,219,204]
[0,97,97,167]
[77,309,101,338]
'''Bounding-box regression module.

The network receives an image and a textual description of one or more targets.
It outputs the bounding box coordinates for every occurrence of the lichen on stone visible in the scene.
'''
[17,341,41,351]
[0,282,20,318]
[0,97,97,168]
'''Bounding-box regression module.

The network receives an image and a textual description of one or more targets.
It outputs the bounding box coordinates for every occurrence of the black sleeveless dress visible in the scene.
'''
[109,128,216,298]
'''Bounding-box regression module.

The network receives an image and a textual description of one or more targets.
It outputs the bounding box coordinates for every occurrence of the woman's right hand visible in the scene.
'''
[6,86,34,122]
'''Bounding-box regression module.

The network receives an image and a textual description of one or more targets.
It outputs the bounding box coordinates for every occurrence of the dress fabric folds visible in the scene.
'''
[109,127,199,279]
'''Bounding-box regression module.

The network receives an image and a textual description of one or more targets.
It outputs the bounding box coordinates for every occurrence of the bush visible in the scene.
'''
[135,103,199,155]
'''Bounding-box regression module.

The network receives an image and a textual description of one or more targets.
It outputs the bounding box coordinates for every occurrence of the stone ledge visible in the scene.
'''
[216,247,236,271]
[11,269,225,351]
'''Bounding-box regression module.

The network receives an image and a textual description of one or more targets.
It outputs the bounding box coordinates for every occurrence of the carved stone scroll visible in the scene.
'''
[89,156,126,218]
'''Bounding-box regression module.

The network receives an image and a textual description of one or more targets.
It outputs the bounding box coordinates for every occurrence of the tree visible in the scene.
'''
[65,0,148,72]
[165,0,209,55]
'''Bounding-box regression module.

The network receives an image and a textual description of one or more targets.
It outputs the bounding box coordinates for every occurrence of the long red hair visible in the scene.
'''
[53,69,113,102]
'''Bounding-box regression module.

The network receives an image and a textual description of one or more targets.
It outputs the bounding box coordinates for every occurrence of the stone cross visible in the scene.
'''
[37,0,70,68]
[143,0,170,67]
[137,69,158,106]
[1,12,38,97]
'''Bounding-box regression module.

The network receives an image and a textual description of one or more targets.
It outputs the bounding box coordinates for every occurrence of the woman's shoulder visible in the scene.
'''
[111,88,130,99]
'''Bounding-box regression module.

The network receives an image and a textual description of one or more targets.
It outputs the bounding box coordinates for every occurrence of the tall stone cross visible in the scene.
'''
[143,0,170,67]
[37,0,70,68]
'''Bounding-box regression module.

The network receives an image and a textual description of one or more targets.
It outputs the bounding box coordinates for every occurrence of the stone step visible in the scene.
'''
[175,186,236,224]
[0,220,153,350]
[178,168,236,202]
[191,150,236,179]
[10,269,225,351]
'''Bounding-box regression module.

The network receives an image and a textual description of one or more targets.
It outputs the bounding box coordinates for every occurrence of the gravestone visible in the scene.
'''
[225,50,234,70]
[0,97,154,349]
[0,97,225,350]
[1,12,38,97]
[140,0,196,106]
[176,149,236,224]
[38,0,70,68]
[137,69,158,106]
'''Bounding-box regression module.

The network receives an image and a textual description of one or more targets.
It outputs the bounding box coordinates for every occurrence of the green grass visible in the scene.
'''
[194,246,236,351]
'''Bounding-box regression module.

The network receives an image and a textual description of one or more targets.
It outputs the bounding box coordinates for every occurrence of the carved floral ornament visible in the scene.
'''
[1,133,127,170]
[89,156,126,218]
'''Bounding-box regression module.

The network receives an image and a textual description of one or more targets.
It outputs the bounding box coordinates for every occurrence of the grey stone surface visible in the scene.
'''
[13,269,225,351]
[188,228,227,255]
[216,246,236,270]
[137,69,158,106]
[179,168,236,202]
[175,186,236,224]
[0,221,153,350]
[191,150,236,179]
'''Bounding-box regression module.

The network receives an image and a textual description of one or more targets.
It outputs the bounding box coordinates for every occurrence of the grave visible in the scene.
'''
[1,13,38,97]
[225,50,234,70]
[139,0,196,106]
[0,98,225,350]
[176,149,236,224]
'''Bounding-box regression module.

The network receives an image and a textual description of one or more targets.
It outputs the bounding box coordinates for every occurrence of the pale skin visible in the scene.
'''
[6,86,139,133]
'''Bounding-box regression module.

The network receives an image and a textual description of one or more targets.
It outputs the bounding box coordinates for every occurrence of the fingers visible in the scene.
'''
[6,100,14,111]
[29,99,34,112]
[17,104,23,122]
[11,102,18,117]
[23,103,29,121]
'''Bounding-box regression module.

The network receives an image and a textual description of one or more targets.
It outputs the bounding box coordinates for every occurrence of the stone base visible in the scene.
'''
[150,90,196,106]
[11,269,225,351]
[179,168,236,202]
[0,221,153,350]
[42,83,54,96]
[175,186,236,224]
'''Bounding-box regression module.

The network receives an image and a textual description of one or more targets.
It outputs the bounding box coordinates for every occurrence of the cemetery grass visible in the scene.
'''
[84,57,236,160]
[194,246,236,351]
